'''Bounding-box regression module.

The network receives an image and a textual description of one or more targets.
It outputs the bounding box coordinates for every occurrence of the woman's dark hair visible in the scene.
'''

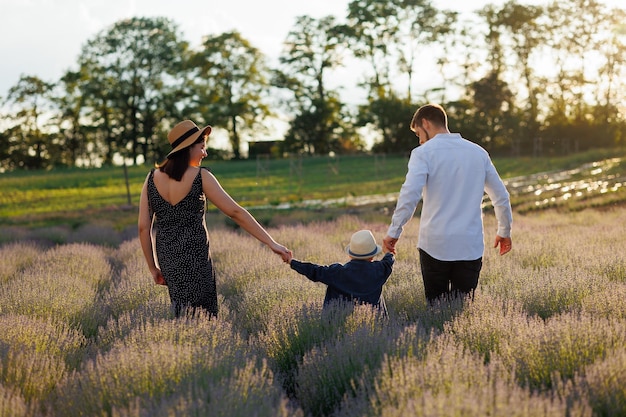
[157,135,205,181]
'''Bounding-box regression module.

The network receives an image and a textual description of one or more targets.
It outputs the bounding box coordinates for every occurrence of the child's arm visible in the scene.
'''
[290,258,341,284]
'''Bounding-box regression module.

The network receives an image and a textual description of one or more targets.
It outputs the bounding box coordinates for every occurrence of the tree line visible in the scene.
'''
[1,0,624,171]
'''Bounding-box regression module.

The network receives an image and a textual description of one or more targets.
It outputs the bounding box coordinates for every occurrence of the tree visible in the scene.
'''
[343,0,400,98]
[432,16,481,105]
[274,15,350,155]
[344,0,456,152]
[467,70,517,155]
[49,70,93,167]
[591,7,626,147]
[542,0,612,152]
[1,75,56,170]
[362,95,415,153]
[497,2,545,154]
[396,1,456,104]
[76,17,188,165]
[468,4,526,155]
[188,31,272,159]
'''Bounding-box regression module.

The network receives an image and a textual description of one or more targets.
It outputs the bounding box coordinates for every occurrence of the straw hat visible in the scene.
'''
[167,120,212,158]
[345,230,382,259]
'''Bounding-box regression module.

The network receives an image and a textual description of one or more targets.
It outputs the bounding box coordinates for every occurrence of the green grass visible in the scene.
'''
[491,148,625,178]
[1,148,624,230]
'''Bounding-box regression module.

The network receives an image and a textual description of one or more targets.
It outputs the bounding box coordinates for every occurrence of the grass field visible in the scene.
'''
[1,147,625,415]
[1,148,624,233]
[0,209,624,416]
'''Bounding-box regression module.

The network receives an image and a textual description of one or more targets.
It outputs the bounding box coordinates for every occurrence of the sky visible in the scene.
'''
[1,0,623,143]
[0,0,521,100]
[2,0,623,99]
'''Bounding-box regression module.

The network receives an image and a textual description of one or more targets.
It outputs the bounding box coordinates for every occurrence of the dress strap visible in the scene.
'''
[148,168,156,219]
[199,166,210,210]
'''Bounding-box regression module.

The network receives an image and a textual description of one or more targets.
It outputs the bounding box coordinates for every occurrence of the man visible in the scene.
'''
[383,104,512,303]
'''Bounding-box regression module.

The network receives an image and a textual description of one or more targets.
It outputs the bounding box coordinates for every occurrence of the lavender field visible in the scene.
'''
[0,209,625,416]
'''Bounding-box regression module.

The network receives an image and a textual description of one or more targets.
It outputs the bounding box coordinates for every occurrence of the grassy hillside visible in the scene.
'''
[0,148,624,232]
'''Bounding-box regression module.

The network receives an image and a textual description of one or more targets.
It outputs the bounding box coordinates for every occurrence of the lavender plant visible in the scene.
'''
[0,242,40,283]
[0,209,624,416]
[337,335,592,417]
[0,384,30,417]
[566,347,626,416]
[0,244,111,334]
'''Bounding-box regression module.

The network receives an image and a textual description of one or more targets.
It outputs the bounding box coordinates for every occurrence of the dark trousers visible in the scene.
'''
[419,249,482,303]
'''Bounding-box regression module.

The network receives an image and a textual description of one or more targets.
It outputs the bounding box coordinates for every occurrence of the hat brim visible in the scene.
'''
[167,126,212,158]
[345,244,382,259]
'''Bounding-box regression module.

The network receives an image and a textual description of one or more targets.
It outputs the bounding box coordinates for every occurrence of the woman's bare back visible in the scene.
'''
[151,167,200,206]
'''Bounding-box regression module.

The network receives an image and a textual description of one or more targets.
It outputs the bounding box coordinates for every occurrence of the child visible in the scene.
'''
[286,229,394,314]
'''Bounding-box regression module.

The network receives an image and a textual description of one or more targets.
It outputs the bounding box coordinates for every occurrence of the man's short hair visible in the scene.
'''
[411,104,448,131]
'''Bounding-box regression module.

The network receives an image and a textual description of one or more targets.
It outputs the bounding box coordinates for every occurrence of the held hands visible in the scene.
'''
[494,235,512,256]
[284,251,293,264]
[269,242,293,263]
[382,236,398,255]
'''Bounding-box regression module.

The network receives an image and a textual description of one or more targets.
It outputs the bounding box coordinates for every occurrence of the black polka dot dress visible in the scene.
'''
[147,168,217,317]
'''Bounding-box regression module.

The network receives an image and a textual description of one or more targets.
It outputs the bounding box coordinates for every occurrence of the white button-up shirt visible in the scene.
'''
[387,133,512,261]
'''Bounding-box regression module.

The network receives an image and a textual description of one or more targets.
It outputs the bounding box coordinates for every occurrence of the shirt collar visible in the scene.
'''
[432,132,461,140]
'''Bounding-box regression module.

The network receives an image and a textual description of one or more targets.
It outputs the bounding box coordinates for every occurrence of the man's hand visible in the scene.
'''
[494,235,512,256]
[383,235,398,255]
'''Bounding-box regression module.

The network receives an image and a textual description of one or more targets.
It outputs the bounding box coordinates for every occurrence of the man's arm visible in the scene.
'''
[386,148,428,242]
[484,159,513,255]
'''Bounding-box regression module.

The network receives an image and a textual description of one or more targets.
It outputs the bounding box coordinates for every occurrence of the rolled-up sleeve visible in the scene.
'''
[484,160,512,238]
[387,149,427,239]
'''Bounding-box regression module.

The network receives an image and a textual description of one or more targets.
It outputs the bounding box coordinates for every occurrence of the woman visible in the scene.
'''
[138,120,291,317]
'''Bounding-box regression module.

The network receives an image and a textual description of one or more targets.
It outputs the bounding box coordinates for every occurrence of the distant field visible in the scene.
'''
[0,148,624,231]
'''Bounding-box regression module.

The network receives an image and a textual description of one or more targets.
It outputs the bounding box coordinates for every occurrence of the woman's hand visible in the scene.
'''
[269,242,292,263]
[152,268,166,285]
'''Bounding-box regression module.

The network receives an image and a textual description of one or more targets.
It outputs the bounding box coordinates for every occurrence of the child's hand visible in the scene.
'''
[383,244,396,255]
[383,236,397,254]
[284,251,293,264]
